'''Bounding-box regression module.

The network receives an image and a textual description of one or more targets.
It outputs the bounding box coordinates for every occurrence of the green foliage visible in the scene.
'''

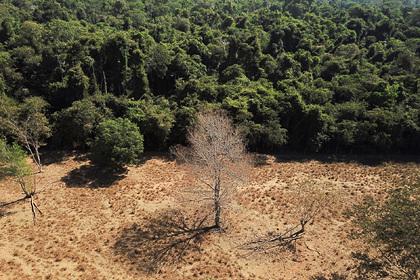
[19,97,51,140]
[0,95,51,149]
[0,0,418,154]
[0,139,31,179]
[91,118,144,168]
[53,97,112,148]
[125,96,175,150]
[350,183,420,279]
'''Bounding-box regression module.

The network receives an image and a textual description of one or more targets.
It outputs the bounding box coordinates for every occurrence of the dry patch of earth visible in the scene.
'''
[1,153,419,279]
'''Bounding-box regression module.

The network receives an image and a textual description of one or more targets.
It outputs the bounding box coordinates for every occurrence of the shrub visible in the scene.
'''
[91,118,144,168]
[350,183,420,279]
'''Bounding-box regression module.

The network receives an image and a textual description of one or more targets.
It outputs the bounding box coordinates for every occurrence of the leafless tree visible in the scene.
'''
[173,109,251,230]
[0,179,43,224]
[0,96,51,172]
[242,183,328,255]
[241,199,321,255]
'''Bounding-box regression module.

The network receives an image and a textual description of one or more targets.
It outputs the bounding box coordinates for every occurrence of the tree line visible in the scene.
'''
[0,0,419,160]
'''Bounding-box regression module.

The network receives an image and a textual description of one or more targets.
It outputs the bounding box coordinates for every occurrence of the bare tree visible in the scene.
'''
[0,96,51,172]
[242,183,329,255]
[174,109,250,230]
[241,198,322,255]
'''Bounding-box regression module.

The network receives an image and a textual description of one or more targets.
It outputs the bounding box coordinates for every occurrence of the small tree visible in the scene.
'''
[91,118,144,168]
[174,109,250,230]
[0,139,42,223]
[242,182,329,255]
[0,96,51,172]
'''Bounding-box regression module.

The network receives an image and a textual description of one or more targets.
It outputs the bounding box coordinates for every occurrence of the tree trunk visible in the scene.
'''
[24,140,39,171]
[213,176,221,229]
[103,71,108,95]
[34,146,42,173]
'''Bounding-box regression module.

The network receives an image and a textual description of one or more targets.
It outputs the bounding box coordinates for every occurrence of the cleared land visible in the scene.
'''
[1,153,419,280]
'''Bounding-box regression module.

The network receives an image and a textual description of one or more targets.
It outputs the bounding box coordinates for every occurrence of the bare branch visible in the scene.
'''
[241,183,328,255]
[174,109,251,229]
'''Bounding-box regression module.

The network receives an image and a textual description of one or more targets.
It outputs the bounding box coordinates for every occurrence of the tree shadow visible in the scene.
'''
[273,152,420,167]
[0,208,15,219]
[0,198,22,219]
[60,152,175,188]
[253,154,272,167]
[113,209,215,273]
[40,149,89,166]
[310,272,348,280]
[350,251,390,279]
[61,163,127,188]
[310,251,417,280]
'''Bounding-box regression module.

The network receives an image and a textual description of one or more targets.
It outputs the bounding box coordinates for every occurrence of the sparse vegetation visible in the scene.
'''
[0,0,419,279]
[242,184,328,255]
[0,139,42,223]
[0,96,51,172]
[350,183,420,279]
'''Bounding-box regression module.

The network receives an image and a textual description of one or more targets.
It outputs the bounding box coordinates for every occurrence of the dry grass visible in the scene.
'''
[0,153,419,279]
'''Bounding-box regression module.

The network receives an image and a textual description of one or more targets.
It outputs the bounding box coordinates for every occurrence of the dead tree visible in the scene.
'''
[242,185,327,255]
[242,201,321,254]
[174,109,250,230]
[0,174,43,225]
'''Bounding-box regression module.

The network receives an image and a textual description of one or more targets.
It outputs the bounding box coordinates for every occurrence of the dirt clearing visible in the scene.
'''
[1,153,419,279]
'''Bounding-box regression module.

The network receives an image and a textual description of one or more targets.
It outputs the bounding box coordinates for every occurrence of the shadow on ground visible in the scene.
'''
[266,152,420,167]
[41,149,89,166]
[61,163,128,188]
[60,152,176,188]
[309,251,405,280]
[113,209,214,273]
[0,197,28,219]
[0,208,15,219]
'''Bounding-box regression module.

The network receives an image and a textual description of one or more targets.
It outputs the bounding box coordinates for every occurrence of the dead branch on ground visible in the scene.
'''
[241,183,328,255]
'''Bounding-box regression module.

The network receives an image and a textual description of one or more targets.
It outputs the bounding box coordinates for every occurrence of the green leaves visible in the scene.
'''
[52,97,111,148]
[0,139,31,179]
[91,118,144,168]
[351,183,420,279]
[0,0,419,154]
[125,96,175,150]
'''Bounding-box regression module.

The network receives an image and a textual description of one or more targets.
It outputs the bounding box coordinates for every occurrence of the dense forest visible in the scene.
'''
[0,0,419,157]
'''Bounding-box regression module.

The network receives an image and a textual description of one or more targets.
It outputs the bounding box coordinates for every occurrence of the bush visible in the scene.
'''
[91,118,144,168]
[53,98,111,149]
[350,183,420,279]
[0,139,31,178]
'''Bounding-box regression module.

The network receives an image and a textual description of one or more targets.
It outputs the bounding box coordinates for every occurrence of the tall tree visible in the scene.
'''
[174,109,250,229]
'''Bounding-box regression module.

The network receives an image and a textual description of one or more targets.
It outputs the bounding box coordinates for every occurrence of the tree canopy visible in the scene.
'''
[0,0,419,155]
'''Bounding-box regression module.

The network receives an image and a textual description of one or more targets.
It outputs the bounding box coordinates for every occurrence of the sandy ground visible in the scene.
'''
[1,153,419,280]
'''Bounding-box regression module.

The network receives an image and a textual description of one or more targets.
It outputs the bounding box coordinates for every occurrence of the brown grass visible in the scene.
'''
[0,153,418,279]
